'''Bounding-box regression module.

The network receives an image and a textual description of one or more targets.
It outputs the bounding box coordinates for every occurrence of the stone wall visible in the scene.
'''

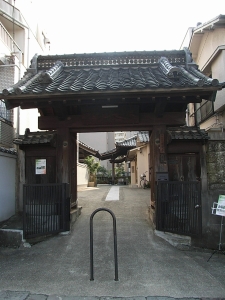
[196,138,225,249]
[207,140,225,190]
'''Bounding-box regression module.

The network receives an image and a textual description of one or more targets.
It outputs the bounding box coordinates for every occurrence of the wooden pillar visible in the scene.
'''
[112,161,115,185]
[72,133,78,208]
[56,129,77,208]
[149,126,168,224]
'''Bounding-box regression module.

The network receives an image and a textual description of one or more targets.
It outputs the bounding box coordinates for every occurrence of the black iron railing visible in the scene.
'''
[156,181,202,236]
[23,183,70,239]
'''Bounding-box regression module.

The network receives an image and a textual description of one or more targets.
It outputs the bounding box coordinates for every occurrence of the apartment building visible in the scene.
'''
[0,0,49,221]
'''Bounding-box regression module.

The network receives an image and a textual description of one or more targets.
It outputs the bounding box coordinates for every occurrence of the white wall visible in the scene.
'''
[0,152,16,221]
[137,145,149,187]
[19,108,39,134]
[195,28,225,70]
[212,51,225,112]
[11,0,50,61]
[77,162,89,186]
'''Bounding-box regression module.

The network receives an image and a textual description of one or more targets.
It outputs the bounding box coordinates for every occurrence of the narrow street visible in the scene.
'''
[0,185,225,299]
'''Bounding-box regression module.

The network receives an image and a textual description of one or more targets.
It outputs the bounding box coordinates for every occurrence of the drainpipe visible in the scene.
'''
[27,28,30,68]
[12,0,22,136]
[11,51,22,137]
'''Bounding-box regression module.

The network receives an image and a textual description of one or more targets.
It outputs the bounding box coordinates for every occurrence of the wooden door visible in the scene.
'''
[168,154,200,181]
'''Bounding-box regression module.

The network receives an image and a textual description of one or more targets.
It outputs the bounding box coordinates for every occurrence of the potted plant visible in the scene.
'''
[84,156,100,187]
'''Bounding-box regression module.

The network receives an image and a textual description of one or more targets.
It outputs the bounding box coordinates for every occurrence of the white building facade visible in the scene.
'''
[0,0,49,221]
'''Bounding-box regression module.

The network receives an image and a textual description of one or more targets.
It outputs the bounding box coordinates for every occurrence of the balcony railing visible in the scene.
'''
[0,21,22,53]
[0,0,25,27]
[0,103,13,125]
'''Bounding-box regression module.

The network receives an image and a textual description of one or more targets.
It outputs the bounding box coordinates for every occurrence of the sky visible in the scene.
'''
[34,0,224,55]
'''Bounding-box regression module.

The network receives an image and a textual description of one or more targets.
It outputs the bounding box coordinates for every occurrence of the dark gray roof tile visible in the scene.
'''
[2,50,220,97]
[167,127,209,140]
[13,130,56,145]
[116,135,137,147]
[78,140,99,157]
[0,146,17,155]
[137,131,149,143]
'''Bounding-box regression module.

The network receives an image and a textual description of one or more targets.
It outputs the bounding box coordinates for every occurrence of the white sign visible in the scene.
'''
[35,159,46,175]
[216,195,225,217]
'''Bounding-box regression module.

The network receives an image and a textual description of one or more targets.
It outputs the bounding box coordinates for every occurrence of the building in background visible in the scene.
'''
[0,0,50,137]
[0,0,50,221]
[180,14,225,247]
[180,14,225,134]
[79,131,137,170]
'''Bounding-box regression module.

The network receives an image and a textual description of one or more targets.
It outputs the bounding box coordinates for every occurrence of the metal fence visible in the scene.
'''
[0,104,13,125]
[156,181,202,236]
[23,183,70,239]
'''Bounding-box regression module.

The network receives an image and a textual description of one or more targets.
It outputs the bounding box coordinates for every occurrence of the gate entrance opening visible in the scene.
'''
[1,49,222,239]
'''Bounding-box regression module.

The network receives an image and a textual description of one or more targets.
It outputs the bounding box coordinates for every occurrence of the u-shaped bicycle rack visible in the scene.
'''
[90,208,119,281]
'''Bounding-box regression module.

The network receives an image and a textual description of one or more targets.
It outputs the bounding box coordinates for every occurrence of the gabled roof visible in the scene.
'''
[78,140,100,159]
[116,135,137,147]
[167,127,209,141]
[187,15,225,69]
[2,61,220,97]
[193,15,225,34]
[13,129,101,159]
[13,129,56,146]
[137,131,149,143]
[100,134,137,161]
[1,49,223,112]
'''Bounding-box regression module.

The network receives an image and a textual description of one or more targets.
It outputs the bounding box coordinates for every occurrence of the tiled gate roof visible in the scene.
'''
[1,49,223,99]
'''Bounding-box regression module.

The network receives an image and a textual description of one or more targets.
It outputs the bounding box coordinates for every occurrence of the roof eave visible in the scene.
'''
[3,86,220,110]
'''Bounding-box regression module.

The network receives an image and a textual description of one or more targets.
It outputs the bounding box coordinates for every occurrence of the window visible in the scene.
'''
[194,73,215,124]
[195,99,214,125]
[0,100,13,124]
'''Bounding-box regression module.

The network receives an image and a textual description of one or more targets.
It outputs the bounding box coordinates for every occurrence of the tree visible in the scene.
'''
[97,165,108,176]
[115,164,125,177]
[84,156,100,182]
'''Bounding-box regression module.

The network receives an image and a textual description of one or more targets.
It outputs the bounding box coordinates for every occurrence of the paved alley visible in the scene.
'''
[0,185,225,299]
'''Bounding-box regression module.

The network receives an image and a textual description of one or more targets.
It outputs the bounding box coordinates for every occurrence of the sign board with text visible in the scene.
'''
[35,159,46,175]
[212,195,225,217]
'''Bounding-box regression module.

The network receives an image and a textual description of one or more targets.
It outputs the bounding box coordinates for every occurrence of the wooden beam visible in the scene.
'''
[81,104,139,125]
[56,128,71,183]
[5,88,217,110]
[52,102,68,120]
[154,99,167,117]
[38,112,186,131]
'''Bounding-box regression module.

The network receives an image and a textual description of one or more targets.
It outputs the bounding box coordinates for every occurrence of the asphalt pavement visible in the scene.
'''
[0,185,225,300]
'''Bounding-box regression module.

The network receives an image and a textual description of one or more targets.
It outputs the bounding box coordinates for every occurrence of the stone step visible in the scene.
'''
[154,230,191,250]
